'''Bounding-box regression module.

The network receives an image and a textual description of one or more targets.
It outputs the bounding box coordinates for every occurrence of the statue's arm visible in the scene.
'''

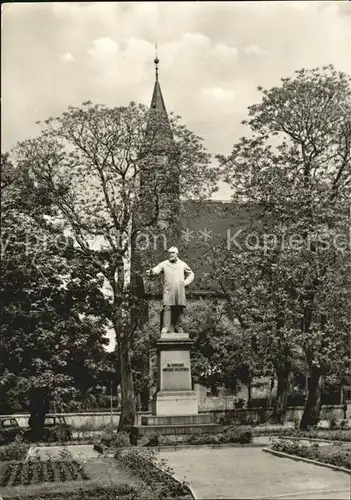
[146,262,164,277]
[183,263,194,286]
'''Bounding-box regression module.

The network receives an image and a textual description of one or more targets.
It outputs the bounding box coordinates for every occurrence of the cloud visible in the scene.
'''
[87,37,119,60]
[212,43,238,59]
[60,52,76,62]
[2,1,350,160]
[203,87,235,101]
[243,44,268,56]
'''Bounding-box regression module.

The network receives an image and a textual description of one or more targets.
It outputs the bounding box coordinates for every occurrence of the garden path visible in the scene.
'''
[158,446,350,499]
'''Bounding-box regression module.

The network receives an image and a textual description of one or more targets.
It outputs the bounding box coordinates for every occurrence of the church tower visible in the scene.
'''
[140,54,180,243]
[130,55,181,325]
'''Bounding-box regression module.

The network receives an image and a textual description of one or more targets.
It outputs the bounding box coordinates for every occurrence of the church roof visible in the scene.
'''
[144,200,264,298]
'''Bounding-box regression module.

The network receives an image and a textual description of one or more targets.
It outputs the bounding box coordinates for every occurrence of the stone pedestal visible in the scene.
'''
[131,332,222,440]
[152,332,198,416]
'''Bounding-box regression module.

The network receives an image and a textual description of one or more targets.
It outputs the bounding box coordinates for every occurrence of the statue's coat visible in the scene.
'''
[151,259,194,306]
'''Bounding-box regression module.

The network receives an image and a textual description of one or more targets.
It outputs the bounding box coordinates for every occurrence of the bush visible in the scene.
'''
[339,419,349,429]
[186,427,252,445]
[0,441,29,461]
[143,433,160,447]
[100,430,131,448]
[47,425,72,442]
[224,426,252,444]
[23,425,72,443]
[187,434,219,445]
[328,415,339,430]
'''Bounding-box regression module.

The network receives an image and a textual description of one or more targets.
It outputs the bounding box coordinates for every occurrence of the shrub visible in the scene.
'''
[100,430,131,448]
[328,415,339,430]
[47,425,72,442]
[339,419,349,429]
[0,441,29,461]
[143,433,160,447]
[224,426,252,444]
[293,418,300,430]
[326,449,351,469]
[186,427,252,445]
[187,434,217,445]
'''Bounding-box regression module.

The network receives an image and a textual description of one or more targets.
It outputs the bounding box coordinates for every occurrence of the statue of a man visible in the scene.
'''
[146,246,194,334]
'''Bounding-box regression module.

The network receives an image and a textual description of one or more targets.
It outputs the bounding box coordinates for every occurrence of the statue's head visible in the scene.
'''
[168,246,178,262]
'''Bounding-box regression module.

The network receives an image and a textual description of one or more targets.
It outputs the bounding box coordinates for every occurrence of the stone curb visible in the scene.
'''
[262,447,351,475]
[153,463,197,500]
[150,442,263,451]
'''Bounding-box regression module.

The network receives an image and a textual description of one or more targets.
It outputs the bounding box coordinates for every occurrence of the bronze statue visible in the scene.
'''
[146,246,194,334]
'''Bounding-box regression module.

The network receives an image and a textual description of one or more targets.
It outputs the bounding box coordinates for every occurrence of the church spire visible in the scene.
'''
[148,49,174,151]
[154,43,159,82]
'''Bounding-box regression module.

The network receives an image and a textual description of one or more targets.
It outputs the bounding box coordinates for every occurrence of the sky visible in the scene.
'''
[2,1,350,350]
[2,2,350,162]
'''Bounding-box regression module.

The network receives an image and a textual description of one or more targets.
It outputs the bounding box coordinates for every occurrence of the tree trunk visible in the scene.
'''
[268,377,275,408]
[300,366,323,429]
[28,388,50,441]
[274,365,291,423]
[247,381,252,408]
[117,328,136,433]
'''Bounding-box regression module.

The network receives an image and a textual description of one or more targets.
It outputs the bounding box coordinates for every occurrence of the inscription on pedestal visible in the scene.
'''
[160,352,192,391]
[163,363,190,372]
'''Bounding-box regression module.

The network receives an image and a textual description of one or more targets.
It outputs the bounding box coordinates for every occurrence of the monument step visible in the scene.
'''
[141,413,213,426]
[131,422,222,438]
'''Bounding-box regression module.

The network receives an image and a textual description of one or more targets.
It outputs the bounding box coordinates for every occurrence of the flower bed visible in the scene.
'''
[0,459,89,487]
[3,484,140,500]
[270,438,351,470]
[252,427,351,442]
[138,426,252,447]
[116,447,193,499]
[186,427,252,446]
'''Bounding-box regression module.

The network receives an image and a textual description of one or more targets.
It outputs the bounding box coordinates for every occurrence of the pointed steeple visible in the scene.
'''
[147,53,173,152]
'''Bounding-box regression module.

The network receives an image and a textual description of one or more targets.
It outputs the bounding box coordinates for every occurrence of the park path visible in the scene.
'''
[158,447,350,499]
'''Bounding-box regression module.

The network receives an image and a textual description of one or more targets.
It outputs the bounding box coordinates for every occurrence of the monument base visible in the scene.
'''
[141,413,212,426]
[131,331,223,441]
[152,390,198,416]
[131,421,222,440]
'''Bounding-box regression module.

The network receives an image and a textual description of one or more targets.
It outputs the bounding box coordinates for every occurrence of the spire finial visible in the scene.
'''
[154,42,159,81]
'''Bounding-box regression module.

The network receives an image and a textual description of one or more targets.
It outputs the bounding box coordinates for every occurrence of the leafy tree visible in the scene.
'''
[1,153,109,436]
[12,102,215,431]
[217,65,350,426]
